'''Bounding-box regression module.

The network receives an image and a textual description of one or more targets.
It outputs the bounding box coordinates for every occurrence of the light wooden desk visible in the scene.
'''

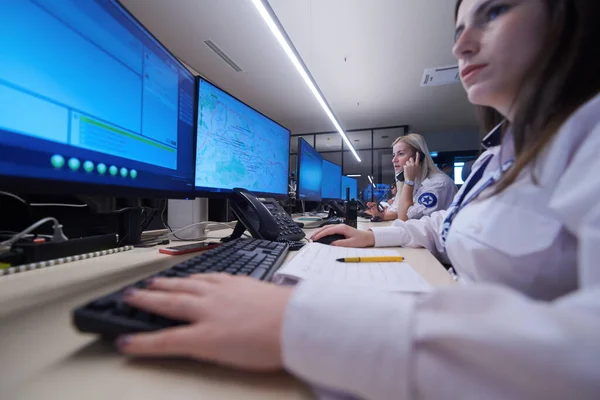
[0,221,453,400]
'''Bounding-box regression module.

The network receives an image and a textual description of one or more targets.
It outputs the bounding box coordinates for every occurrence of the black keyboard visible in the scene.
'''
[276,238,306,251]
[73,238,289,338]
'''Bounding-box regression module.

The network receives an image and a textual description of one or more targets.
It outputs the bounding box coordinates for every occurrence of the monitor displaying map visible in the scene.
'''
[195,78,290,196]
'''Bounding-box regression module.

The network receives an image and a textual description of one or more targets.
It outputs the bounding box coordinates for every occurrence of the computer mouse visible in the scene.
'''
[314,233,346,245]
[371,216,383,222]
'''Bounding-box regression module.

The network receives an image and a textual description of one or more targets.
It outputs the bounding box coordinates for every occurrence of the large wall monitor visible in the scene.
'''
[341,176,358,200]
[296,137,323,202]
[194,78,290,198]
[0,0,196,197]
[321,159,342,200]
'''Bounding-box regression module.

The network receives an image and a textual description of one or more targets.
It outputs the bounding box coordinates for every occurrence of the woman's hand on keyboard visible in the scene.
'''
[310,224,376,248]
[117,274,292,371]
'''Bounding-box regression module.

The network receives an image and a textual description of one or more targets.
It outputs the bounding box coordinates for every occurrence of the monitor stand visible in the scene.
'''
[167,198,208,241]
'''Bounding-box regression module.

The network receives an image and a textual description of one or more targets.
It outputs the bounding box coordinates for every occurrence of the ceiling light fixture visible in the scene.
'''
[368,175,376,188]
[347,174,361,177]
[250,0,361,162]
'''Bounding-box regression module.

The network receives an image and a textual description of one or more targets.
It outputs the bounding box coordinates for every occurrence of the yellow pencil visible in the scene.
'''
[336,256,404,263]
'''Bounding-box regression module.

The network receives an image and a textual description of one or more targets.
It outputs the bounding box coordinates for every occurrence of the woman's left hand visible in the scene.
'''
[117,274,293,371]
[403,152,421,181]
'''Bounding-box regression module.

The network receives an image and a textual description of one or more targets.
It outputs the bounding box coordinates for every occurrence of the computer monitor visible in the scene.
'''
[321,160,342,200]
[0,0,196,198]
[194,78,290,198]
[296,137,323,202]
[341,176,358,200]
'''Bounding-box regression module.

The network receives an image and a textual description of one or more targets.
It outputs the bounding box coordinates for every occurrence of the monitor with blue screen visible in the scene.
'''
[296,137,323,202]
[0,0,196,197]
[341,176,358,200]
[195,78,290,197]
[321,160,342,200]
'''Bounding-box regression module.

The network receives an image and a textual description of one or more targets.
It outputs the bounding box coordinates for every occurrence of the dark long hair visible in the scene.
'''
[455,0,600,192]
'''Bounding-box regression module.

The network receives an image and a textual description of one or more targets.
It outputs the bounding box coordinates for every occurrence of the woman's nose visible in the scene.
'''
[452,25,480,60]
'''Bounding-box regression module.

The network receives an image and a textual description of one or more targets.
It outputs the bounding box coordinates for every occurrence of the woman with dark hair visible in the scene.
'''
[312,0,599,301]
[117,1,600,398]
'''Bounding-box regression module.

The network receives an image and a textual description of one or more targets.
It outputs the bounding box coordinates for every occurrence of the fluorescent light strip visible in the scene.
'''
[250,0,361,162]
[368,175,376,188]
[347,174,361,177]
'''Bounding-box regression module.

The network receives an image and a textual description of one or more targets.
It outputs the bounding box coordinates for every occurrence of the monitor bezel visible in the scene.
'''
[193,76,291,200]
[341,175,359,201]
[321,159,342,201]
[296,136,323,202]
[0,0,198,199]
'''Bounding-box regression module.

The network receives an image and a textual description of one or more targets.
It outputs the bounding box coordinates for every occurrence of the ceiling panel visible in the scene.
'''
[315,133,342,152]
[346,130,372,150]
[373,127,406,149]
[121,0,478,136]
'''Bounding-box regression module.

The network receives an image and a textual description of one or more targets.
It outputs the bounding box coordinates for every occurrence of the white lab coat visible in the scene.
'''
[371,93,600,300]
[280,94,600,399]
[392,173,457,219]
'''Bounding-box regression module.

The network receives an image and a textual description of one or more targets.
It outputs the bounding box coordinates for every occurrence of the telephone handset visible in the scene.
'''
[224,188,305,243]
[396,171,405,183]
[395,150,425,183]
[326,200,346,218]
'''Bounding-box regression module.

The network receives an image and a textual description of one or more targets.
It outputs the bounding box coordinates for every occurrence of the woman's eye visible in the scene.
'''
[486,4,510,21]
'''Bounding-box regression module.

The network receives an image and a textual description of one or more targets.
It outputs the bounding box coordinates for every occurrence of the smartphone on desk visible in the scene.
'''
[159,242,221,256]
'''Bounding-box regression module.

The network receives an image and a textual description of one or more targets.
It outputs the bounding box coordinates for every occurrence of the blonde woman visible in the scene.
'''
[368,133,457,221]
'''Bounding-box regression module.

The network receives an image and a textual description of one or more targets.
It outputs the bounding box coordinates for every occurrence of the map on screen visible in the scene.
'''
[195,79,290,195]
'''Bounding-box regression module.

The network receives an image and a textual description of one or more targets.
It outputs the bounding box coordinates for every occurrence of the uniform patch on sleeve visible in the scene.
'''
[418,192,438,208]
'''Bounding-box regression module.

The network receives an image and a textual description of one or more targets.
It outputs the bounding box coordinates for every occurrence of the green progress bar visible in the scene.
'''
[80,116,175,153]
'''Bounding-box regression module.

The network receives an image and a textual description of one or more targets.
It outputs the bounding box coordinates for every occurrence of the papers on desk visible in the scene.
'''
[274,243,431,293]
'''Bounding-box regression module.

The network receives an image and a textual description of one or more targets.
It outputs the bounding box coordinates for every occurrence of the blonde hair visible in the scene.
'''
[392,133,443,183]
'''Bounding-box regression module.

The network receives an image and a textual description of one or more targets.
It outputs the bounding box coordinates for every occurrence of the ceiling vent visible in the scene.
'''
[420,64,460,87]
[204,40,242,72]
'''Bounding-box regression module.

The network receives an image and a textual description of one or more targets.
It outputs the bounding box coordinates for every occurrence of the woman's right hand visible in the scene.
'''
[367,204,383,217]
[310,224,376,248]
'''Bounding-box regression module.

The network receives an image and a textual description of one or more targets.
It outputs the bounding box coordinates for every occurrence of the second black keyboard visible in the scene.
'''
[73,238,289,338]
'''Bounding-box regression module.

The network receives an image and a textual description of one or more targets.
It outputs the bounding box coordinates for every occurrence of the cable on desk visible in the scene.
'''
[0,191,27,205]
[160,200,241,241]
[0,217,68,255]
[159,221,247,241]
[0,190,88,208]
[160,199,187,241]
[30,203,88,208]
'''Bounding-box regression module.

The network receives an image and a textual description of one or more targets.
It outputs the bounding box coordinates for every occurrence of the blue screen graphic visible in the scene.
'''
[297,137,323,201]
[0,0,195,194]
[341,176,358,200]
[321,160,342,200]
[195,78,290,196]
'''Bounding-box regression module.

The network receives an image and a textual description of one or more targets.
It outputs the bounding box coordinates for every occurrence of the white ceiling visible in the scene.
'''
[120,0,478,135]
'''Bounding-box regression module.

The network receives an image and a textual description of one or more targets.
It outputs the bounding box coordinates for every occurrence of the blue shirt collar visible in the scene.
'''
[481,120,506,149]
